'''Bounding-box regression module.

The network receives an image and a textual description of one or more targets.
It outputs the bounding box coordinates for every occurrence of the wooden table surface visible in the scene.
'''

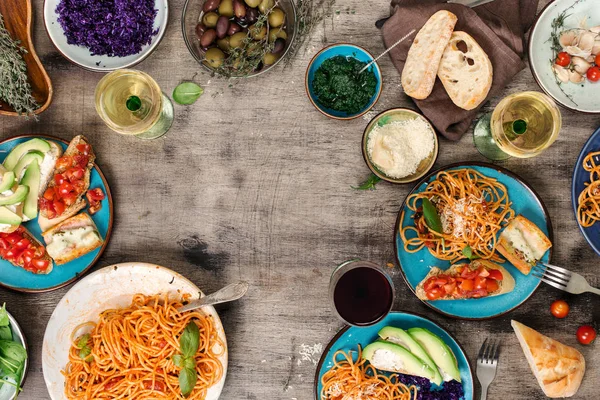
[1,0,599,399]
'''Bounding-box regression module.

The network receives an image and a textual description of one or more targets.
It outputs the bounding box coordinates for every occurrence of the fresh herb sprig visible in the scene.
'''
[0,303,27,399]
[173,82,204,105]
[76,334,93,363]
[173,321,200,396]
[462,245,480,261]
[422,198,442,233]
[352,173,381,190]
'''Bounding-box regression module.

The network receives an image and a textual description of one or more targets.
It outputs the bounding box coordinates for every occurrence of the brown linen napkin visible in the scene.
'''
[381,0,540,141]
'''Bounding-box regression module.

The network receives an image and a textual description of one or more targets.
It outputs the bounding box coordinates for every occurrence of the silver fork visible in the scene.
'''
[531,262,600,295]
[476,339,499,400]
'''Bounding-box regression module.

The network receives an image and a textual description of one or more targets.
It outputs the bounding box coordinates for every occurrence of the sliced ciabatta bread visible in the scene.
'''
[401,10,457,100]
[511,321,585,398]
[497,215,552,275]
[43,212,103,265]
[437,31,493,110]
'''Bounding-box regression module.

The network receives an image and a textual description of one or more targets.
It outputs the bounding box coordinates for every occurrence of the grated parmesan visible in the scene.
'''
[297,343,323,366]
[439,195,484,238]
[367,117,435,179]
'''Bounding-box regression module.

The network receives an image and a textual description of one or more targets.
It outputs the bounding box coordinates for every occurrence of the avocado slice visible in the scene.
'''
[408,328,461,382]
[379,326,443,385]
[13,151,44,182]
[0,171,16,193]
[0,185,29,206]
[21,161,41,220]
[0,206,22,226]
[3,138,50,171]
[363,341,437,381]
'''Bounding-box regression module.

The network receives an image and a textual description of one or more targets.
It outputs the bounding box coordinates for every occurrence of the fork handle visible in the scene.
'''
[480,383,489,400]
[586,286,600,296]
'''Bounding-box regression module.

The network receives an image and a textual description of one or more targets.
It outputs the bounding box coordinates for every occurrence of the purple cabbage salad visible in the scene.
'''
[55,0,159,57]
[396,373,465,400]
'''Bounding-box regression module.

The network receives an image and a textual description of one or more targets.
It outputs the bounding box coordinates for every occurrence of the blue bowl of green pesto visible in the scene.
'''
[305,44,382,120]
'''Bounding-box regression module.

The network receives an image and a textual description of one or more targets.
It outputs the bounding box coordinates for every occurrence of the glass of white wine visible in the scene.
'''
[95,69,174,140]
[473,91,562,161]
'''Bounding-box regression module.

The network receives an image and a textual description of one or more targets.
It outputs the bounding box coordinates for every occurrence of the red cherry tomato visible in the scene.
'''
[576,325,597,345]
[487,269,503,281]
[55,156,72,171]
[550,300,570,319]
[555,51,571,67]
[587,66,600,82]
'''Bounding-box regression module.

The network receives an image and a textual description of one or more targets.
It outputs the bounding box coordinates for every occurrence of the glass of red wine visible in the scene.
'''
[329,260,395,326]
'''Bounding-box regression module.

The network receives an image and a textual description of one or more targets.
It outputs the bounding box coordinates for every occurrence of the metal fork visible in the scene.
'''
[476,339,499,400]
[531,262,600,295]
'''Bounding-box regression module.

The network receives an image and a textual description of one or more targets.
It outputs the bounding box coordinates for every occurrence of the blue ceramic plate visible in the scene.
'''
[0,135,113,292]
[395,162,553,319]
[314,311,474,400]
[305,43,382,120]
[572,126,600,255]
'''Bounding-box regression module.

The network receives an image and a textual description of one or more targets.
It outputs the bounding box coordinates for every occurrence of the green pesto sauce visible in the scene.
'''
[312,55,377,114]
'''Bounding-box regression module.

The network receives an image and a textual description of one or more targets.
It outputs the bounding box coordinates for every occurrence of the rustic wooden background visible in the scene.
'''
[1,0,599,399]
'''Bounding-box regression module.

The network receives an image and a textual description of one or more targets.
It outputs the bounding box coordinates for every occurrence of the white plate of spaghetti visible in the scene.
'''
[42,262,227,400]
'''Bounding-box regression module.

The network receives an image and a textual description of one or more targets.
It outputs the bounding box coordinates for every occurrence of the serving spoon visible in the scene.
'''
[177,281,249,313]
[358,29,416,74]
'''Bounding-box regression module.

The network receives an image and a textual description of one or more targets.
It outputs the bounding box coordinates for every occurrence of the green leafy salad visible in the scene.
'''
[0,303,27,399]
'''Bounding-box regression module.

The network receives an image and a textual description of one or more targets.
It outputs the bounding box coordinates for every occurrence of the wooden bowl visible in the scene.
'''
[0,0,53,116]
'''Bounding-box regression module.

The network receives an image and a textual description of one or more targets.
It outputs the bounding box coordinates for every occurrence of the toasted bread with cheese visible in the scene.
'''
[401,10,458,100]
[415,259,515,300]
[512,321,585,398]
[437,31,493,110]
[42,213,103,265]
[497,215,552,275]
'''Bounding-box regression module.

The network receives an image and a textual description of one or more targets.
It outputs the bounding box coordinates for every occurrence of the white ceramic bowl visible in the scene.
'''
[529,0,600,113]
[43,0,169,72]
[0,311,28,400]
[42,262,227,400]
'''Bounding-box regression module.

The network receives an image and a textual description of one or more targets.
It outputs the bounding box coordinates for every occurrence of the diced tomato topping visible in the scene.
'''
[74,154,89,169]
[88,202,101,215]
[469,288,489,298]
[460,267,479,280]
[487,269,503,281]
[15,238,31,250]
[0,238,8,250]
[31,259,50,272]
[62,193,77,206]
[4,233,21,245]
[53,199,66,216]
[54,173,67,185]
[474,276,487,290]
[65,167,85,182]
[56,156,72,171]
[87,188,105,202]
[460,279,474,291]
[486,279,499,293]
[424,277,438,291]
[43,187,56,201]
[0,228,49,273]
[443,282,456,294]
[76,143,91,155]
[426,287,443,300]
[58,182,75,196]
[478,268,490,278]
[143,380,166,391]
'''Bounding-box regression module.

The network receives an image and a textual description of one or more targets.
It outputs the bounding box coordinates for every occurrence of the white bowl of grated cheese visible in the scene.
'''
[362,108,438,184]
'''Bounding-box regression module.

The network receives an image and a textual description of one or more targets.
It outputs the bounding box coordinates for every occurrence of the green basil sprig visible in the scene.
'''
[173,321,200,396]
[422,198,443,233]
[77,334,93,362]
[462,245,480,261]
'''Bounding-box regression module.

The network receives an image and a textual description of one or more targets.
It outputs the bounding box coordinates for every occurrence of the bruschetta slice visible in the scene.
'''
[38,135,95,232]
[42,213,103,265]
[0,226,53,274]
[415,259,515,301]
[496,215,552,275]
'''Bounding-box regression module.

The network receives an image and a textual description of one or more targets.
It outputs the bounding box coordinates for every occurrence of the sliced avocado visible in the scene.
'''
[379,326,443,385]
[0,206,22,226]
[13,151,44,181]
[363,341,437,381]
[0,185,29,206]
[408,327,461,382]
[0,171,16,193]
[3,138,50,171]
[21,161,41,220]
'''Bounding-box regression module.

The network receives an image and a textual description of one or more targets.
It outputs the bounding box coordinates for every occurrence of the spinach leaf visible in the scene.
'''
[422,198,443,233]
[0,326,11,341]
[178,366,197,396]
[172,82,204,106]
[0,304,8,327]
[179,322,200,359]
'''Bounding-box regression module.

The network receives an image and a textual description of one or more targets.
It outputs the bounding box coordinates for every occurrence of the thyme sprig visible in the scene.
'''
[0,13,39,118]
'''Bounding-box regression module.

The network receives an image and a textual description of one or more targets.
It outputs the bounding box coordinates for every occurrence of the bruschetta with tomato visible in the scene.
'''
[0,226,53,274]
[416,259,515,301]
[38,136,95,232]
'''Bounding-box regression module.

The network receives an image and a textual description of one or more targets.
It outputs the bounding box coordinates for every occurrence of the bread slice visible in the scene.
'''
[437,31,493,110]
[511,321,585,398]
[0,226,53,274]
[497,215,552,275]
[415,259,515,301]
[43,212,103,265]
[401,10,457,100]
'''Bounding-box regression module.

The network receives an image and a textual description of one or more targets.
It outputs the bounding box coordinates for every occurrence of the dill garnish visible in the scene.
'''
[0,13,39,118]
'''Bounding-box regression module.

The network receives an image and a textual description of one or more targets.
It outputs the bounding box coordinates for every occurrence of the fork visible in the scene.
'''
[531,262,600,295]
[476,339,499,400]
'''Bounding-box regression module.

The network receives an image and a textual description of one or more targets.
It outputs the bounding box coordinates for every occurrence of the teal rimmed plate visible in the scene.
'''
[395,162,553,320]
[0,135,113,292]
[314,311,474,399]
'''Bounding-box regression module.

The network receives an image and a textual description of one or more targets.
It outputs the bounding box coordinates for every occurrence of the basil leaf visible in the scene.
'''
[172,354,184,368]
[179,322,200,359]
[79,346,91,361]
[172,82,204,105]
[462,245,480,261]
[77,334,90,349]
[422,198,443,233]
[184,357,196,370]
[0,304,8,327]
[352,173,382,191]
[0,326,11,341]
[178,367,197,396]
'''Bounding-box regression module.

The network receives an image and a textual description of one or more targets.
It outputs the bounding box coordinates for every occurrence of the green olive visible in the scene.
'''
[202,12,219,28]
[263,52,279,66]
[258,0,274,13]
[268,27,287,42]
[268,8,285,28]
[218,0,234,17]
[244,0,261,7]
[249,24,267,40]
[229,31,248,48]
[217,37,231,52]
[204,47,225,68]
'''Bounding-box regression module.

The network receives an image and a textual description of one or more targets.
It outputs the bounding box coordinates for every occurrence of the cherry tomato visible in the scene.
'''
[58,182,75,196]
[587,66,600,82]
[576,325,596,345]
[555,51,571,67]
[76,143,91,155]
[550,299,570,319]
[426,287,443,300]
[87,188,105,202]
[55,156,72,171]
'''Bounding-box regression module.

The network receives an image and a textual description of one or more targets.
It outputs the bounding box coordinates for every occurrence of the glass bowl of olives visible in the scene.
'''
[182,0,296,77]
